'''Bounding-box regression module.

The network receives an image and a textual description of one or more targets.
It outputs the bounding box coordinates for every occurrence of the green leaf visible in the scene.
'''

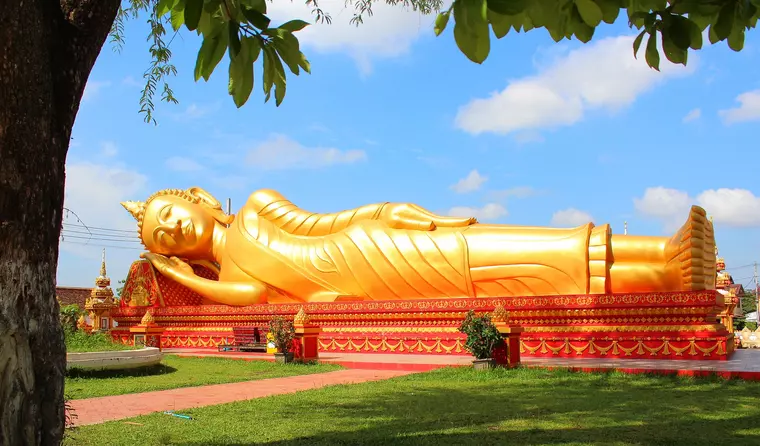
[297,53,311,74]
[487,10,515,38]
[633,29,646,58]
[667,16,692,50]
[228,21,241,59]
[279,19,310,33]
[713,2,736,40]
[727,27,745,51]
[528,0,558,28]
[688,11,716,31]
[184,0,203,31]
[244,36,262,63]
[662,31,688,65]
[595,0,620,24]
[645,31,660,71]
[156,0,177,17]
[686,18,703,49]
[170,0,186,31]
[194,23,229,82]
[242,6,271,30]
[271,53,287,106]
[573,20,595,43]
[453,0,491,64]
[708,26,720,44]
[242,0,267,14]
[228,51,254,108]
[575,0,603,27]
[263,46,276,102]
[434,11,450,36]
[487,0,527,16]
[270,29,303,75]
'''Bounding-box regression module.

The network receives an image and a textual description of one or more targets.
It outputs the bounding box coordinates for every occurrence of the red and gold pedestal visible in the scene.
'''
[111,260,734,362]
[128,310,164,350]
[293,308,321,363]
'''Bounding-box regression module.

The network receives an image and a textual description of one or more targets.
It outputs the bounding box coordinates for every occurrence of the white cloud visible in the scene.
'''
[697,189,760,227]
[58,160,149,286]
[634,187,692,220]
[82,80,112,101]
[682,108,701,123]
[448,203,507,222]
[100,141,118,157]
[246,134,366,170]
[121,76,142,88]
[267,0,437,74]
[172,103,220,121]
[166,156,205,172]
[719,90,760,124]
[456,35,695,135]
[634,186,760,228]
[550,208,594,227]
[450,170,487,194]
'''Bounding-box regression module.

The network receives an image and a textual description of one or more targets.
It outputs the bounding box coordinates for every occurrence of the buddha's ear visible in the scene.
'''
[187,187,222,209]
[186,187,234,225]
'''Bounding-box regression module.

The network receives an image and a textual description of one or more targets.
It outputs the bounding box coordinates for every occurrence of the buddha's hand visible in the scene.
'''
[381,203,478,231]
[141,252,195,281]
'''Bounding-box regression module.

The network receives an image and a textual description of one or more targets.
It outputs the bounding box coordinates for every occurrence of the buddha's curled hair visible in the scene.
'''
[121,187,234,239]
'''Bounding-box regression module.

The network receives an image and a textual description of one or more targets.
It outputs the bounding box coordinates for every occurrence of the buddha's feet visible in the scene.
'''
[664,206,716,291]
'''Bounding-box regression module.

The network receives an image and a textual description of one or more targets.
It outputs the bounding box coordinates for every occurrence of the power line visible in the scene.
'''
[60,234,142,244]
[63,222,135,234]
[62,228,138,240]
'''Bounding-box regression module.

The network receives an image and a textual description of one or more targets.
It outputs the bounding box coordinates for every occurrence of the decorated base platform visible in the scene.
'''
[112,278,734,360]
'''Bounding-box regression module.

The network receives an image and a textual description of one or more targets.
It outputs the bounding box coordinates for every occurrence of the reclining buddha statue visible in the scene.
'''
[121,187,716,305]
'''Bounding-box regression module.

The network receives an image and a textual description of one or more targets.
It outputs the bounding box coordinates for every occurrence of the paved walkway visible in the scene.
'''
[70,369,412,426]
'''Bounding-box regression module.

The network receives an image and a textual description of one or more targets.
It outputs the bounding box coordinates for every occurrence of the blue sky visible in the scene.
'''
[57,1,760,292]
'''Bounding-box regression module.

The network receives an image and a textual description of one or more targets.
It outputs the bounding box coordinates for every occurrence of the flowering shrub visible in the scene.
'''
[268,315,295,353]
[458,310,503,360]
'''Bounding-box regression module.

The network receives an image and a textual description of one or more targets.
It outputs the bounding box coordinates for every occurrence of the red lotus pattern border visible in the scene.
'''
[111,284,732,360]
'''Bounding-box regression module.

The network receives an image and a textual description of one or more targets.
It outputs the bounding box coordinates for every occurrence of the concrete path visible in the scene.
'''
[69,369,413,426]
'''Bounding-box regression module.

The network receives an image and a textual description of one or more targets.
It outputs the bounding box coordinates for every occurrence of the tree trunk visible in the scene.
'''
[0,1,119,444]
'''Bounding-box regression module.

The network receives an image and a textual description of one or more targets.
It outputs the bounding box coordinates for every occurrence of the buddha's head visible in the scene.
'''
[121,187,233,259]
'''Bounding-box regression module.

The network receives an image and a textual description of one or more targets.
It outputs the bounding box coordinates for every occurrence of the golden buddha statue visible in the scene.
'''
[121,187,716,305]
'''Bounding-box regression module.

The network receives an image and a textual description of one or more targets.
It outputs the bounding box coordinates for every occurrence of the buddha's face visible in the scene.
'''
[141,195,216,258]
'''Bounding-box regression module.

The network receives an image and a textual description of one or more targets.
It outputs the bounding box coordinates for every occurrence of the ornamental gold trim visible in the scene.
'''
[519,338,727,358]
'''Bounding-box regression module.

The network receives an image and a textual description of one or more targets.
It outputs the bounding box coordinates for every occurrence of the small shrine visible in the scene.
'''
[84,249,119,332]
[712,223,741,332]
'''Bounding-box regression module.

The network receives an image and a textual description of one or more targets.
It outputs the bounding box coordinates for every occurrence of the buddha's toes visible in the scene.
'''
[665,206,714,291]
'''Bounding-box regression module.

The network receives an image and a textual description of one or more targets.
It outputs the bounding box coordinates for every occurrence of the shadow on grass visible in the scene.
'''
[166,367,760,446]
[66,364,178,380]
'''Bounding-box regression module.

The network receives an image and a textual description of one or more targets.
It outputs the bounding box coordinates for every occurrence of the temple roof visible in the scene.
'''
[56,287,90,309]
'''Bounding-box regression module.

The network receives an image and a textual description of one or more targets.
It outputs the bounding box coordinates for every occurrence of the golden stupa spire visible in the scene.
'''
[100,248,107,278]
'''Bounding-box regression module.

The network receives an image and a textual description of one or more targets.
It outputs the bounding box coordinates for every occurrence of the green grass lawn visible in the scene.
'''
[67,366,760,446]
[65,330,136,353]
[65,355,343,400]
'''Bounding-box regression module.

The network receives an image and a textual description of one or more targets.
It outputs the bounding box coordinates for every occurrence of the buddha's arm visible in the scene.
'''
[143,253,268,305]
[247,188,476,235]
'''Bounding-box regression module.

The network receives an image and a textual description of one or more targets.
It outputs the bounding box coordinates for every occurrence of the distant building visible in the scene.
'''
[56,287,91,310]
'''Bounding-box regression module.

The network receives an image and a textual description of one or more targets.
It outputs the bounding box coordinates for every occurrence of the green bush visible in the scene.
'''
[458,310,503,360]
[268,315,295,353]
[59,304,82,333]
[65,329,134,353]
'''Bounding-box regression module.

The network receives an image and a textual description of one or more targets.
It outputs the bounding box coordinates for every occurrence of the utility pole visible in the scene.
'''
[755,262,759,323]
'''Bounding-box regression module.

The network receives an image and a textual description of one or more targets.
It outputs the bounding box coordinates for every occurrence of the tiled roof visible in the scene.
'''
[56,287,90,309]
